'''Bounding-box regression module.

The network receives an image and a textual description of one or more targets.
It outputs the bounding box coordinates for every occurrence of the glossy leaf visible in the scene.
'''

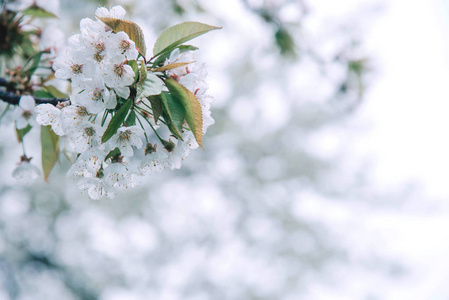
[98,17,146,58]
[165,79,203,148]
[41,125,59,182]
[125,110,136,126]
[163,91,186,135]
[153,22,221,57]
[105,147,121,161]
[101,100,133,143]
[148,95,162,124]
[159,92,183,140]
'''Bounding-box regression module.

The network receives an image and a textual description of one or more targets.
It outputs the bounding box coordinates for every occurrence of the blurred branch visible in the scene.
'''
[26,252,98,300]
[0,259,19,299]
[0,78,68,105]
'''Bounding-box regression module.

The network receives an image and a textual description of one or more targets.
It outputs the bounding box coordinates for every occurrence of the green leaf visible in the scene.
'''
[21,51,43,77]
[41,125,59,182]
[105,147,121,161]
[159,92,183,140]
[152,45,198,67]
[44,85,69,98]
[148,95,162,124]
[125,110,136,126]
[16,124,32,143]
[98,17,146,59]
[22,7,57,18]
[136,72,164,100]
[165,78,204,148]
[348,59,366,76]
[101,100,133,143]
[138,62,147,85]
[275,27,296,57]
[163,91,186,134]
[153,22,221,57]
[127,60,139,83]
[19,41,36,57]
[34,90,53,98]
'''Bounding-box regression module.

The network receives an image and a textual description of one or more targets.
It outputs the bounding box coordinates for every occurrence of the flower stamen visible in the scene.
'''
[119,40,131,53]
[71,64,83,74]
[84,126,96,137]
[113,63,125,77]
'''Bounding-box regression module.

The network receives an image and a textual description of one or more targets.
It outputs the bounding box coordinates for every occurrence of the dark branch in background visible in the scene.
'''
[26,252,98,300]
[0,78,68,105]
[0,90,68,105]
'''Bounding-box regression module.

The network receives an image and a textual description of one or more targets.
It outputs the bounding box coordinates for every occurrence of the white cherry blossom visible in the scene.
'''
[103,56,135,89]
[139,152,171,175]
[6,0,59,14]
[80,18,109,39]
[12,161,41,184]
[5,0,33,12]
[166,132,197,170]
[108,126,144,157]
[178,66,208,96]
[35,104,64,135]
[78,177,115,200]
[53,48,95,83]
[95,5,126,20]
[66,122,104,153]
[164,48,195,78]
[103,163,139,191]
[106,31,139,61]
[15,95,37,130]
[60,105,90,131]
[39,24,65,55]
[23,5,215,200]
[67,34,84,52]
[67,148,106,178]
[71,76,117,113]
[79,19,111,66]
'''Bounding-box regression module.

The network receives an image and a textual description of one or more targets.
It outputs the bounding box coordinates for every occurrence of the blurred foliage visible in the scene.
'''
[241,0,300,58]
[0,0,385,299]
[0,8,36,71]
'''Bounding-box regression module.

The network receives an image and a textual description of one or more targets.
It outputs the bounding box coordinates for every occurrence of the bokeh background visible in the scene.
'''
[1,0,449,299]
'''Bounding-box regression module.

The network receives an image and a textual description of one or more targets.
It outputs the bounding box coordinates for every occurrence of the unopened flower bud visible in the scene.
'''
[145,143,157,155]
[161,139,175,152]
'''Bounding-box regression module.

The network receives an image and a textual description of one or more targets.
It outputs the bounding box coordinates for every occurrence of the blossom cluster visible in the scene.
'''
[21,6,216,200]
[54,6,137,110]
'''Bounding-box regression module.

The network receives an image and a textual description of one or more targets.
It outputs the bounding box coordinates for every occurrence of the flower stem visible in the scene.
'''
[135,113,149,144]
[136,110,164,144]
